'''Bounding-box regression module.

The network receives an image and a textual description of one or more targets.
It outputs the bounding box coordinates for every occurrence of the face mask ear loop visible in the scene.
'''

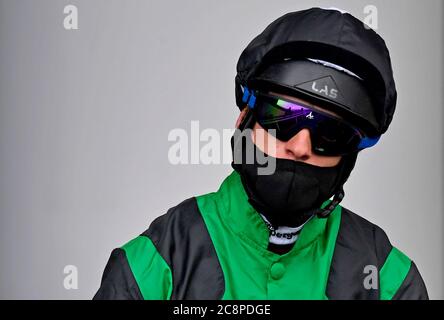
[315,187,345,218]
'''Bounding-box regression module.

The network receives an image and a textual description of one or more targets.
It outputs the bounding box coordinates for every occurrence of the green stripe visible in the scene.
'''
[121,236,173,300]
[379,247,412,300]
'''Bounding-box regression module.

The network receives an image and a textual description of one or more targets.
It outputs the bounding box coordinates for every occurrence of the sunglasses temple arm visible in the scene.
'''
[358,136,381,149]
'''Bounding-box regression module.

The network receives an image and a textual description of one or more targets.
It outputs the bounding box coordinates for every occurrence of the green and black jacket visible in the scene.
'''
[94,171,428,300]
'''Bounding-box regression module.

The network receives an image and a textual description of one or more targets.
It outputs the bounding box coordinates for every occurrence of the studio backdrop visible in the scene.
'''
[0,0,443,299]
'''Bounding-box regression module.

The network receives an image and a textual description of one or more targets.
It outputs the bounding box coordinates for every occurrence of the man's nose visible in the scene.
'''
[284,128,313,161]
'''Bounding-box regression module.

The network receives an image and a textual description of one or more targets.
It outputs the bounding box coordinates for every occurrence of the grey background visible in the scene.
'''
[0,0,442,299]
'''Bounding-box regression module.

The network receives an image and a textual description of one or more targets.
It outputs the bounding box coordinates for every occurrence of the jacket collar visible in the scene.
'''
[214,170,341,255]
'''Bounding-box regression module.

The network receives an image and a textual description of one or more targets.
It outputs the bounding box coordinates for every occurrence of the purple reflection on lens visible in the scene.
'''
[277,99,313,116]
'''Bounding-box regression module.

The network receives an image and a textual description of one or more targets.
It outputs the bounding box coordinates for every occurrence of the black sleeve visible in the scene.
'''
[392,262,429,300]
[93,248,144,300]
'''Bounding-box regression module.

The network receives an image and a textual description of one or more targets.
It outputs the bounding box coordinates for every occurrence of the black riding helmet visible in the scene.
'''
[234,7,397,218]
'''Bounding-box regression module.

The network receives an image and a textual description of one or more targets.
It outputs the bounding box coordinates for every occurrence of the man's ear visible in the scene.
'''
[235,107,249,128]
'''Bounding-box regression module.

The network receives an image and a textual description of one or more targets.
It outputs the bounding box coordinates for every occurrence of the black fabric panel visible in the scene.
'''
[143,197,225,300]
[93,248,143,300]
[392,262,429,300]
[326,207,393,300]
[267,242,295,255]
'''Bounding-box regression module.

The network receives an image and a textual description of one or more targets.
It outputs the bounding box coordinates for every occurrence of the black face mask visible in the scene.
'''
[231,113,352,227]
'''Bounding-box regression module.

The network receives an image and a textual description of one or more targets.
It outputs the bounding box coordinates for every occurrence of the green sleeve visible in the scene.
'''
[121,235,173,300]
[379,247,428,300]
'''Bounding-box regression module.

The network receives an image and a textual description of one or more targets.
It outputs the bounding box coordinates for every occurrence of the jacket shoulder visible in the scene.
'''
[339,206,393,266]
[142,197,225,300]
[327,206,428,300]
[94,235,172,300]
[327,206,393,299]
[93,198,199,300]
[142,197,202,244]
[93,247,144,300]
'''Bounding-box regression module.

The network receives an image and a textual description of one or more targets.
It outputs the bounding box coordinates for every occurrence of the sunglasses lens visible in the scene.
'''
[311,120,362,155]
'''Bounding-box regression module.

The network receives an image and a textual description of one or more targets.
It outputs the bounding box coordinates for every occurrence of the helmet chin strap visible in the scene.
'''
[314,187,345,219]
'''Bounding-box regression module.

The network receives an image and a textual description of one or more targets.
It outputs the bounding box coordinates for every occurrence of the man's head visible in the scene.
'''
[231,7,397,225]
